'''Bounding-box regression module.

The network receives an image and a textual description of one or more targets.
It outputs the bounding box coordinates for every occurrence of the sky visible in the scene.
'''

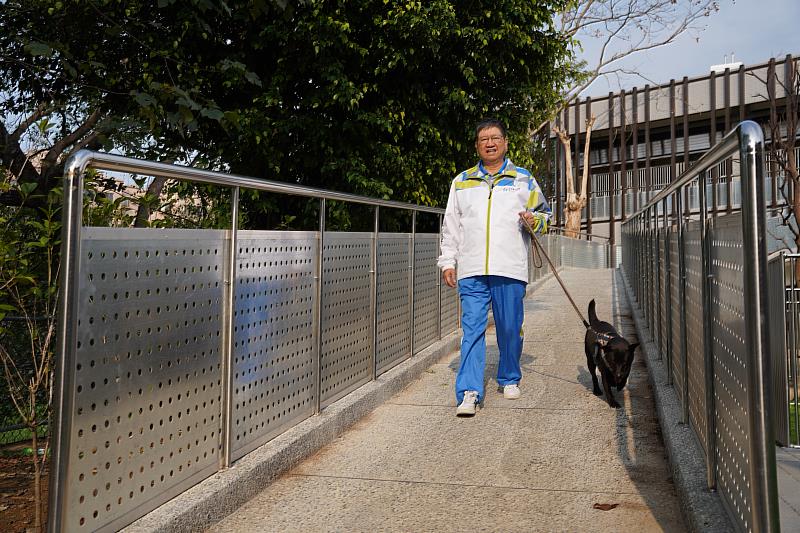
[578,0,800,97]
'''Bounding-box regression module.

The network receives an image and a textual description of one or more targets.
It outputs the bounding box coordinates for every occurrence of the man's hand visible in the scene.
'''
[442,268,457,288]
[518,211,548,234]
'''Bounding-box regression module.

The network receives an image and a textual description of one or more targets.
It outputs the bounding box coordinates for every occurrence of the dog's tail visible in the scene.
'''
[587,299,599,327]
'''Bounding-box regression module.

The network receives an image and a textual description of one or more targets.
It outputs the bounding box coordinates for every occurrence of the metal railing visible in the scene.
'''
[621,121,780,533]
[48,150,595,532]
[49,151,461,532]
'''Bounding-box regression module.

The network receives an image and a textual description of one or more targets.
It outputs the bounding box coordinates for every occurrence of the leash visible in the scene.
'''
[519,214,592,331]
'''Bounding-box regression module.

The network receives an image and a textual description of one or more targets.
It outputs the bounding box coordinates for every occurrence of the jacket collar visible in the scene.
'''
[470,158,518,180]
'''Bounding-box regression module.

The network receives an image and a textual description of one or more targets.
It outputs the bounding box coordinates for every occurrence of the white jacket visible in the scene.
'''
[437,158,551,283]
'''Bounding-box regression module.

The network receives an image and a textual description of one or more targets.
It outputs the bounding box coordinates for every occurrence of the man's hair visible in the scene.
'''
[475,118,507,140]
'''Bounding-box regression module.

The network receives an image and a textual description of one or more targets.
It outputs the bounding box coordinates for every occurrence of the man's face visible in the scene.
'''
[475,126,507,167]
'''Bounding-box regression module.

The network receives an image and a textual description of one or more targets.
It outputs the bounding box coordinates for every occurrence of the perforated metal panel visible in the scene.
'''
[668,232,683,389]
[320,232,372,407]
[684,224,706,448]
[440,283,459,336]
[68,228,224,532]
[567,239,608,269]
[231,232,317,460]
[414,235,439,354]
[709,214,751,532]
[376,234,411,374]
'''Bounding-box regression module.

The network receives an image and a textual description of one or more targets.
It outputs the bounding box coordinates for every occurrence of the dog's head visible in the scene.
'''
[597,337,639,390]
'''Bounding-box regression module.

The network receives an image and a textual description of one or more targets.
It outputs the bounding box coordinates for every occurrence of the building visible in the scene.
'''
[546,54,799,245]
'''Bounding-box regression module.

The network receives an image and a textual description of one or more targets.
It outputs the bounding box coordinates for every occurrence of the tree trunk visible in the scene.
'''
[32,423,42,532]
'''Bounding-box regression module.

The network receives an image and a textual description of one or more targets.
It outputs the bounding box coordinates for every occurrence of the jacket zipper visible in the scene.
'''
[485,181,495,274]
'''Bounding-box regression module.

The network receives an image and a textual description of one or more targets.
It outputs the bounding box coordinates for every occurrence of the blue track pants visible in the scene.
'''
[455,275,526,404]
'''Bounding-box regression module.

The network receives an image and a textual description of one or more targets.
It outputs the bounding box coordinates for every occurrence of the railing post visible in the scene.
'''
[437,213,443,340]
[676,189,689,423]
[48,152,90,533]
[655,208,662,360]
[698,169,717,490]
[665,200,673,383]
[314,198,326,414]
[220,186,239,469]
[409,210,416,355]
[371,206,379,380]
[738,122,779,533]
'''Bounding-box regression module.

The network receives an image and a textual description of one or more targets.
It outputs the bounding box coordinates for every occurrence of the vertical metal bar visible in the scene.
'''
[554,117,562,229]
[314,198,326,414]
[781,55,794,209]
[371,206,379,380]
[739,122,780,533]
[725,68,733,213]
[683,77,691,218]
[698,168,717,490]
[632,87,639,214]
[608,91,616,246]
[670,80,677,223]
[710,71,718,215]
[665,196,673,382]
[437,213,443,340]
[677,189,689,422]
[645,85,652,202]
[409,210,416,355]
[790,255,799,445]
[586,97,593,238]
[620,89,627,222]
[574,96,581,197]
[738,63,746,123]
[48,151,89,533]
[655,206,662,359]
[220,186,239,469]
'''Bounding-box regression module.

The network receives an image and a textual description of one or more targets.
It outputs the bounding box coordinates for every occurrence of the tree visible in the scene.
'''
[765,58,800,261]
[544,0,721,132]
[553,114,595,237]
[1,0,575,223]
[541,0,721,236]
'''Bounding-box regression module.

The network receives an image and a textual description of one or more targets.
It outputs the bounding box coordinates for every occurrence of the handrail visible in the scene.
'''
[623,120,763,223]
[548,226,612,242]
[64,149,445,214]
[49,149,445,533]
[621,120,780,533]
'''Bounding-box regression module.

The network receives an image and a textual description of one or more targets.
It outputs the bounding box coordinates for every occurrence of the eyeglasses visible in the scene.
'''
[477,135,505,145]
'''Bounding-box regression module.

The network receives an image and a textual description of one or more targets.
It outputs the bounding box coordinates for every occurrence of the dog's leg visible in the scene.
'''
[587,344,602,396]
[599,366,620,409]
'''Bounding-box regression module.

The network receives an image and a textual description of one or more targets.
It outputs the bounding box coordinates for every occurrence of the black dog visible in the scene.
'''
[584,299,639,408]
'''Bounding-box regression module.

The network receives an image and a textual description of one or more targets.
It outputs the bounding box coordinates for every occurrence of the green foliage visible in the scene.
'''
[2,1,574,226]
[0,174,61,439]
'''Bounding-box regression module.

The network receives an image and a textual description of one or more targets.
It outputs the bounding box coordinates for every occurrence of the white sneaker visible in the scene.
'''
[503,384,521,400]
[456,391,479,416]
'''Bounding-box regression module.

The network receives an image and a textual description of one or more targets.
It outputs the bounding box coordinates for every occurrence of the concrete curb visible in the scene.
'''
[122,331,462,533]
[618,269,733,532]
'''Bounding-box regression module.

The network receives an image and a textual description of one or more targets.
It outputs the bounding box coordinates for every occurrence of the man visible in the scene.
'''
[438,118,551,417]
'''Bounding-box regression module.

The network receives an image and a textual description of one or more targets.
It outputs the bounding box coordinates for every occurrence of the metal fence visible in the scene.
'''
[621,121,779,532]
[47,151,589,532]
[48,151,464,532]
[770,252,799,448]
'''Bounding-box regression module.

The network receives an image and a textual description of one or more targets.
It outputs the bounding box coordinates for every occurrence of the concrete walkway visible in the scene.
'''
[209,269,684,532]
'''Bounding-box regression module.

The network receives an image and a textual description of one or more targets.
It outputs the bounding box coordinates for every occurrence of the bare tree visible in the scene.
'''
[765,58,800,267]
[539,0,721,134]
[553,115,596,237]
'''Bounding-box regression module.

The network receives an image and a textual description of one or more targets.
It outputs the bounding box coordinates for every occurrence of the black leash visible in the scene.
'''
[519,214,592,330]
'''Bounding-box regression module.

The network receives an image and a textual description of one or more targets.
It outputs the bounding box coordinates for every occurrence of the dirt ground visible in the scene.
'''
[0,446,49,533]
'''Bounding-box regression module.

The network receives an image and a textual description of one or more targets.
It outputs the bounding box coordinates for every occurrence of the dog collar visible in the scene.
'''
[590,327,615,347]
